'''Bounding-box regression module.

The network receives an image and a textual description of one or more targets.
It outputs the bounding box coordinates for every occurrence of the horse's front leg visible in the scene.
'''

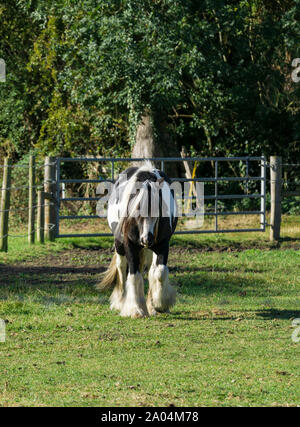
[147,244,176,315]
[120,242,149,318]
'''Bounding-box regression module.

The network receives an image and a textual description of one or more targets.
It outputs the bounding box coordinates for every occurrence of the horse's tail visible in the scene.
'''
[97,252,118,291]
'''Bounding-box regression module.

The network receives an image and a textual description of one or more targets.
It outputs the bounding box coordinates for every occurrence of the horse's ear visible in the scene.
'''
[158,177,164,185]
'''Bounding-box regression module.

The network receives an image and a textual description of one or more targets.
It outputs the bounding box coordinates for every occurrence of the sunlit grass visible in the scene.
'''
[0,215,299,406]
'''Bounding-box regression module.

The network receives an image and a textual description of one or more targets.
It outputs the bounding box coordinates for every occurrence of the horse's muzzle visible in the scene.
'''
[141,232,154,248]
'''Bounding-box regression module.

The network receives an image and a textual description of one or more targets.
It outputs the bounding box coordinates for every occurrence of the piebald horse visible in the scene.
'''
[98,162,177,318]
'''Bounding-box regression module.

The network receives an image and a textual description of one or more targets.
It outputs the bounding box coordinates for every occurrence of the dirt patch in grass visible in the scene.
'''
[170,239,300,253]
[0,248,109,287]
[0,232,298,290]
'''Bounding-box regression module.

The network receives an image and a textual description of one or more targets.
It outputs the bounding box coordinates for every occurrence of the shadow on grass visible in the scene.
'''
[0,265,109,306]
[169,265,265,274]
[0,265,106,301]
[71,242,114,251]
[170,235,300,251]
[153,308,300,322]
[166,312,239,321]
[175,273,274,297]
[255,309,300,320]
[0,264,275,299]
[279,236,300,243]
[0,264,105,277]
[67,237,113,250]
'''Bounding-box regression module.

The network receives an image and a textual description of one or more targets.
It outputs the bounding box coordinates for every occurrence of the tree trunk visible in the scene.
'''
[131,111,182,177]
[131,112,163,161]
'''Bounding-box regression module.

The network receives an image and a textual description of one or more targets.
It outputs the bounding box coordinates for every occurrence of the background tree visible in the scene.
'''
[0,0,299,164]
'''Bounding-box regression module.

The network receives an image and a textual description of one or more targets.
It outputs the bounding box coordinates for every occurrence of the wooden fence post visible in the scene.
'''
[37,190,44,244]
[0,158,12,252]
[28,155,36,244]
[44,157,56,241]
[270,156,282,241]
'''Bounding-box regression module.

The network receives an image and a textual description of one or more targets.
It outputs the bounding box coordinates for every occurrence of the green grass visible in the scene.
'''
[0,215,299,406]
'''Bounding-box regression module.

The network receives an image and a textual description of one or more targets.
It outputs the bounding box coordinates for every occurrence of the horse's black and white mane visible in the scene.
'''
[108,161,177,245]
[97,161,177,318]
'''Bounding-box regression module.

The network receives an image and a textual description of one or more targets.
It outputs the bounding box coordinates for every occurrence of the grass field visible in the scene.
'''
[0,215,299,407]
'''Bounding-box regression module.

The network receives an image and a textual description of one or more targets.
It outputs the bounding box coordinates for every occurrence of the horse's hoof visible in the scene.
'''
[120,306,149,318]
[132,312,147,319]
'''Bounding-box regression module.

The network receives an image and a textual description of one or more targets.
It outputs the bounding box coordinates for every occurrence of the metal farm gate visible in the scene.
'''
[54,156,267,238]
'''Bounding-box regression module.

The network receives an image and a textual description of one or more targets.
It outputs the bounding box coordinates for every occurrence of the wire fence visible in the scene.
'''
[0,202,53,213]
[0,155,299,252]
[1,180,56,192]
[1,222,55,240]
[281,162,300,190]
[0,161,56,169]
[264,162,300,187]
[0,156,57,251]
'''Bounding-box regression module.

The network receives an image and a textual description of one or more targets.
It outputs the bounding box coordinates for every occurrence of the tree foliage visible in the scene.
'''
[0,0,299,160]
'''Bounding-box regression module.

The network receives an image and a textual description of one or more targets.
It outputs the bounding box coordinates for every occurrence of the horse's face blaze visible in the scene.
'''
[138,217,157,247]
